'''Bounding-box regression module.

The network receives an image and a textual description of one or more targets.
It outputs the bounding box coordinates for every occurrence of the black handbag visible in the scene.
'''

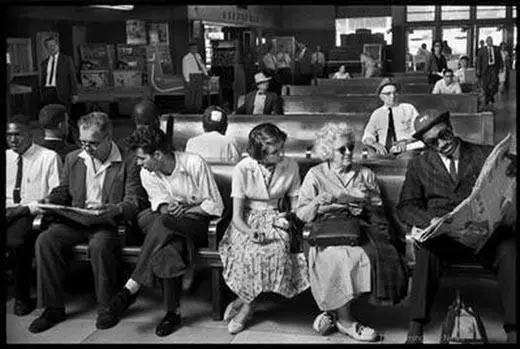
[307,214,365,247]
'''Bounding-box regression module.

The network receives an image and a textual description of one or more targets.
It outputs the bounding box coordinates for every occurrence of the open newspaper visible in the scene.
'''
[37,203,110,227]
[411,133,516,252]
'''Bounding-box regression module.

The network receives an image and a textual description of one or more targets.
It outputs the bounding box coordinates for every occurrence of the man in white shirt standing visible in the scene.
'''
[182,41,209,113]
[362,78,423,158]
[311,45,326,85]
[432,69,462,95]
[185,105,240,163]
[101,127,224,337]
[6,114,61,317]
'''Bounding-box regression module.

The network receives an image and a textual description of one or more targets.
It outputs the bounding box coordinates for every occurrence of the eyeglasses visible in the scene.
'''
[79,140,102,149]
[336,142,355,155]
[423,128,454,148]
[380,91,399,96]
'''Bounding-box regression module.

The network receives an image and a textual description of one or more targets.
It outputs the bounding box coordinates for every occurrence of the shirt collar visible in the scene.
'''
[78,141,122,164]
[44,136,63,141]
[21,143,37,158]
[438,140,461,161]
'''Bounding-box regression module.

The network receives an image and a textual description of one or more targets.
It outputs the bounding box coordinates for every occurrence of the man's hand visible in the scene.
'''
[27,201,44,215]
[89,204,121,219]
[167,202,192,218]
[504,152,517,177]
[390,140,407,154]
[371,142,388,156]
[314,192,335,207]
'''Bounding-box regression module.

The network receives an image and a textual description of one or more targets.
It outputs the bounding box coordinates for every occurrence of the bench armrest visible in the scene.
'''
[208,217,221,250]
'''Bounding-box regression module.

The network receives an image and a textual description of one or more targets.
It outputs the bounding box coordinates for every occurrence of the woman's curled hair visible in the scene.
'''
[313,122,356,161]
[247,122,287,161]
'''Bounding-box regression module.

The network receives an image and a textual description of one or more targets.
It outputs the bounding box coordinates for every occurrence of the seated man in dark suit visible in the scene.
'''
[28,112,148,333]
[6,114,62,316]
[396,109,517,344]
[235,72,283,115]
[38,104,79,162]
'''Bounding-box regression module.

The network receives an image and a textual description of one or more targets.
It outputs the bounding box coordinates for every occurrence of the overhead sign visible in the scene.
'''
[188,5,277,27]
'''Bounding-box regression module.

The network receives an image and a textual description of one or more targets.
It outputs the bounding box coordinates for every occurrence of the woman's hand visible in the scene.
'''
[314,192,335,207]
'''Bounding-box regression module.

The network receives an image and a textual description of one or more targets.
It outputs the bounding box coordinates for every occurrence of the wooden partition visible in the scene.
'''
[281,94,479,114]
[161,112,494,159]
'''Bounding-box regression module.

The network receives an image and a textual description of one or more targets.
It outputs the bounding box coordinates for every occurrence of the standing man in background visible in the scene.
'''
[182,41,209,114]
[40,35,79,143]
[311,45,326,85]
[295,41,312,85]
[476,36,503,106]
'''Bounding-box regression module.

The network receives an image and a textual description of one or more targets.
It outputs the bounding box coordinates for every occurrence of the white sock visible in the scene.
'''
[124,279,141,295]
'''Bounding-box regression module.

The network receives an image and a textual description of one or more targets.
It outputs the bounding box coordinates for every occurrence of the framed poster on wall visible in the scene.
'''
[272,36,295,67]
[126,20,147,45]
[148,23,169,45]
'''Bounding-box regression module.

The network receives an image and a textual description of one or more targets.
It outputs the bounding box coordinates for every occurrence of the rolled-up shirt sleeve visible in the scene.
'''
[194,157,224,217]
[361,110,379,144]
[140,170,171,211]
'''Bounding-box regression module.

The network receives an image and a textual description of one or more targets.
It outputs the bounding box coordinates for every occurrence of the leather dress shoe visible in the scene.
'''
[96,288,139,330]
[29,308,66,333]
[405,321,424,344]
[14,299,36,316]
[155,312,181,337]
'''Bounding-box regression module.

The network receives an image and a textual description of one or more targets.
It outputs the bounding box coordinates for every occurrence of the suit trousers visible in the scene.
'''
[6,211,38,301]
[481,66,499,104]
[35,222,121,312]
[132,209,209,311]
[184,74,206,114]
[409,227,516,333]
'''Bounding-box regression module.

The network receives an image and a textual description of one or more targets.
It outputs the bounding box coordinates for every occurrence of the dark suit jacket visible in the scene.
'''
[296,47,312,75]
[39,138,79,163]
[476,45,503,76]
[235,90,283,115]
[40,53,78,104]
[396,140,493,231]
[48,142,148,224]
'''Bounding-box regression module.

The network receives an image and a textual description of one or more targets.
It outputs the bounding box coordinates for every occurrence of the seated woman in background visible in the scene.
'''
[332,65,352,79]
[218,123,309,335]
[296,122,408,342]
[360,51,379,78]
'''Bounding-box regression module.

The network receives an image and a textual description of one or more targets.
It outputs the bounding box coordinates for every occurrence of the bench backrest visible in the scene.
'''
[282,94,479,114]
[160,112,494,159]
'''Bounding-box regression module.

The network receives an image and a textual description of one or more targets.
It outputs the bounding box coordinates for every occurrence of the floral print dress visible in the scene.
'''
[218,156,310,303]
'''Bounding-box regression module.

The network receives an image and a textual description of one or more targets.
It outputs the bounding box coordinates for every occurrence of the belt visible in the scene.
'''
[245,199,279,211]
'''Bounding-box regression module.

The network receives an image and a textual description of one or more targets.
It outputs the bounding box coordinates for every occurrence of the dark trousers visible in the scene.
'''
[481,66,499,104]
[35,223,121,312]
[409,228,516,333]
[6,210,37,301]
[132,209,209,311]
[184,74,206,114]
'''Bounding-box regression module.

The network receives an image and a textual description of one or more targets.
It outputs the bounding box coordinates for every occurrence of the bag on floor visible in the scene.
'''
[440,292,488,344]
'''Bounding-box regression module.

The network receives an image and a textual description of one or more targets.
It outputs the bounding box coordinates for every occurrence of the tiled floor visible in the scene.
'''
[7,89,516,344]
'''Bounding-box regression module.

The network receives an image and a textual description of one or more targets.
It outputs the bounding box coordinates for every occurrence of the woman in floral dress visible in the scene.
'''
[218,123,310,334]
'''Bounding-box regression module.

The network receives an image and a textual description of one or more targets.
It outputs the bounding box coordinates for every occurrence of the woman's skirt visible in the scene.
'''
[308,245,371,311]
[218,208,310,303]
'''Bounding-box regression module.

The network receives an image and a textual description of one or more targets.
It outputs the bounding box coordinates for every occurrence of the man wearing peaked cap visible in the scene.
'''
[361,78,423,158]
[235,72,283,115]
[185,105,240,162]
[396,108,517,344]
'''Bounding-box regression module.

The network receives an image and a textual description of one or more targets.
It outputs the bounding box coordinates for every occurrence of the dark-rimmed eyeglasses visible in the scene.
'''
[336,142,355,155]
[423,128,454,148]
[79,140,102,149]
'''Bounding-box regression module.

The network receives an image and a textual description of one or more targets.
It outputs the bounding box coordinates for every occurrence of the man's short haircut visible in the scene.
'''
[459,55,469,62]
[77,112,113,137]
[202,105,228,133]
[44,36,58,45]
[444,69,454,75]
[39,104,67,129]
[247,122,287,161]
[8,114,31,129]
[132,99,159,127]
[127,126,171,155]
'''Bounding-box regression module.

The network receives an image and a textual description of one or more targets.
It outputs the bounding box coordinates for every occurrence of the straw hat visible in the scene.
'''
[254,72,272,85]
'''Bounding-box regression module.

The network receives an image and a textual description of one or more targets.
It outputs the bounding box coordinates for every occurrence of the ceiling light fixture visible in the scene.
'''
[90,5,134,11]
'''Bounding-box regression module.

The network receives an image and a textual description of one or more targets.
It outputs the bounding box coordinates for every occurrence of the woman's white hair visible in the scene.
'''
[313,122,356,161]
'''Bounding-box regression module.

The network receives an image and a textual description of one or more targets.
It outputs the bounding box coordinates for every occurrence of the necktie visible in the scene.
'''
[488,47,494,65]
[48,55,55,86]
[13,155,23,204]
[192,53,204,73]
[448,156,457,182]
[385,107,396,151]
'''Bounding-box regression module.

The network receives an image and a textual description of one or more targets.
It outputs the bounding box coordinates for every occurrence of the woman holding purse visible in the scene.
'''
[218,123,310,335]
[296,122,408,342]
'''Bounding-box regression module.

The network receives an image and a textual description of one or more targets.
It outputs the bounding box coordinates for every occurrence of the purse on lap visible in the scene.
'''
[307,213,365,247]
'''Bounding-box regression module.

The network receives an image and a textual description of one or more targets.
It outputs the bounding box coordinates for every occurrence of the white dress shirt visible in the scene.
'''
[182,52,208,83]
[311,51,325,65]
[252,91,267,115]
[432,79,462,94]
[362,103,420,146]
[78,141,122,207]
[185,131,240,163]
[45,52,59,87]
[437,144,460,174]
[6,143,61,206]
[276,52,291,68]
[140,151,224,216]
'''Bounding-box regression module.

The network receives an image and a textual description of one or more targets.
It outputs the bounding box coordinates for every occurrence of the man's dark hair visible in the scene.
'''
[459,55,469,62]
[39,104,67,129]
[127,126,171,155]
[444,68,454,75]
[202,105,228,134]
[132,99,159,127]
[44,36,58,45]
[247,123,287,161]
[8,114,31,128]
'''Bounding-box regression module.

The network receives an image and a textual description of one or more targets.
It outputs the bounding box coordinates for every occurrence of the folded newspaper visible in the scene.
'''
[411,133,516,252]
[37,203,110,227]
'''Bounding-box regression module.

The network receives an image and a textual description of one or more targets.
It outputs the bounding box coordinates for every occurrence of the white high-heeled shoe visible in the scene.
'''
[227,305,253,335]
[223,300,243,322]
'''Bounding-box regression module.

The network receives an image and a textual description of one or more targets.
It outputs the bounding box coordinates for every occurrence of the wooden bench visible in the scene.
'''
[281,94,479,114]
[161,112,494,159]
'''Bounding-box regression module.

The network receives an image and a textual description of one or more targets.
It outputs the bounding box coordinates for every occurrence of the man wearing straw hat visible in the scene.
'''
[235,72,283,115]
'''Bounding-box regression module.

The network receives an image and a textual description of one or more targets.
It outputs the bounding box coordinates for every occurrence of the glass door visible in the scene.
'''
[441,27,470,70]
[477,26,506,50]
[406,27,434,72]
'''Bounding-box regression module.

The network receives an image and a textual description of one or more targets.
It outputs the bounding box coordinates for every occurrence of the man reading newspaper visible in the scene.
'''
[396,109,517,344]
